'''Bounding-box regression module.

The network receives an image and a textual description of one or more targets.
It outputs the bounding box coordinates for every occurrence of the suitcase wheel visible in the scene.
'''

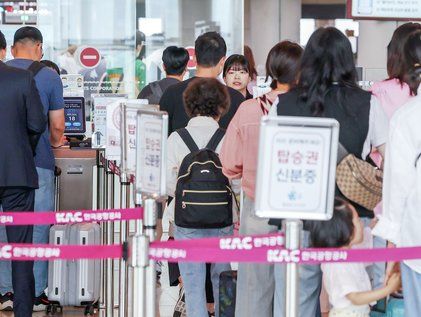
[46,304,62,315]
[84,305,95,316]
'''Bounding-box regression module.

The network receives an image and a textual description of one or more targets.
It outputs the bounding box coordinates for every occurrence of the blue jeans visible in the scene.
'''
[273,230,322,317]
[361,217,386,290]
[0,167,53,297]
[401,263,421,317]
[174,225,232,317]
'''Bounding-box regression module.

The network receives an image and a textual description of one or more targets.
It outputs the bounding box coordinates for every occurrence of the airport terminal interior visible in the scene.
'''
[0,0,420,316]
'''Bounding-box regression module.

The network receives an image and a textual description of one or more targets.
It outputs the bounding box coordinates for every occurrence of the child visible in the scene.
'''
[310,198,401,317]
[223,54,253,99]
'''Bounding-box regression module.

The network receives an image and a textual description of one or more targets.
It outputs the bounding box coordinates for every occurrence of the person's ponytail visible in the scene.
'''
[403,31,421,95]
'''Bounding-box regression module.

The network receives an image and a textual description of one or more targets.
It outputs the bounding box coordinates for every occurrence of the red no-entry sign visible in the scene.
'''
[185,46,196,70]
[78,46,101,69]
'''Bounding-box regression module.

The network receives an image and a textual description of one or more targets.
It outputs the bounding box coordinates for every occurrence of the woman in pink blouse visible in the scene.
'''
[371,22,421,120]
[370,22,421,201]
[219,41,303,317]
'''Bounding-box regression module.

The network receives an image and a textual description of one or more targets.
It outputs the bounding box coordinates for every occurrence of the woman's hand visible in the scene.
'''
[384,241,399,285]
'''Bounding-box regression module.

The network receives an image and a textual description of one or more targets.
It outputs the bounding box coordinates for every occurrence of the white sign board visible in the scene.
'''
[61,74,84,97]
[255,116,339,220]
[349,0,421,20]
[121,101,159,176]
[91,94,127,149]
[135,110,168,198]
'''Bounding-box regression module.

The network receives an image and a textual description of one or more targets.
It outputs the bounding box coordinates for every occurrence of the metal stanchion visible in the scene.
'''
[118,103,131,317]
[144,198,157,317]
[97,151,106,309]
[118,174,131,317]
[130,197,156,317]
[106,162,116,316]
[285,220,302,317]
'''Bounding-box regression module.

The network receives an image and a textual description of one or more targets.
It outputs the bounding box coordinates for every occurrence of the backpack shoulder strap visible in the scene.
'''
[176,128,200,153]
[150,81,164,99]
[27,61,46,77]
[205,128,226,152]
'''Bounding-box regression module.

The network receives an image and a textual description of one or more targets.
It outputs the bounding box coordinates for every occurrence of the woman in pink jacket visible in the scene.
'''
[371,22,421,120]
[219,41,303,317]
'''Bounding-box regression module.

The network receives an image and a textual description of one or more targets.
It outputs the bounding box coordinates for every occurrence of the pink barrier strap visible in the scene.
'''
[149,236,421,264]
[0,243,122,261]
[0,208,143,225]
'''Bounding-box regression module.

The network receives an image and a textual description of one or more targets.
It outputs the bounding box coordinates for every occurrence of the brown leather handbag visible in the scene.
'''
[336,144,383,211]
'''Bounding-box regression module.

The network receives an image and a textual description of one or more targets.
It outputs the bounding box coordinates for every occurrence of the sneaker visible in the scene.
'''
[33,292,50,312]
[0,292,13,311]
[173,286,186,317]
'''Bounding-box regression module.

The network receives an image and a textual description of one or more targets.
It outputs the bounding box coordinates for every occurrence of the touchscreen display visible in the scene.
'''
[64,97,85,134]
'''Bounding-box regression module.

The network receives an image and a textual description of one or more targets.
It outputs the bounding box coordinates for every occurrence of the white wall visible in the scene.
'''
[357,20,398,81]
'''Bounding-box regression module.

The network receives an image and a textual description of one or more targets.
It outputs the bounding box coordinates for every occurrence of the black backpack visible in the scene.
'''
[174,128,233,229]
[27,61,46,155]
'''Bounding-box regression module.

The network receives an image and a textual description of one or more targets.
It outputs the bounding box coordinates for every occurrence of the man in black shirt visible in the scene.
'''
[160,32,245,135]
[138,46,189,105]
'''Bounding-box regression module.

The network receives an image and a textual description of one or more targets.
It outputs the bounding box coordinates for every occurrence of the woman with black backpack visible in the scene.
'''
[166,77,235,317]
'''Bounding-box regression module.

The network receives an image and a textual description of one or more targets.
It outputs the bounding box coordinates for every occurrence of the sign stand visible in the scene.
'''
[130,109,168,317]
[95,150,106,310]
[255,116,339,317]
[285,220,302,317]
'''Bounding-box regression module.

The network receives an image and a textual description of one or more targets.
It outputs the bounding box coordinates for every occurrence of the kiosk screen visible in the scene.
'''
[64,97,86,135]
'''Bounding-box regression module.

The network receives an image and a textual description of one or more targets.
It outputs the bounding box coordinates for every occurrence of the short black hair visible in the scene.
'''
[0,31,6,50]
[195,32,227,67]
[162,46,189,76]
[41,60,61,75]
[14,26,43,44]
[136,31,146,60]
[223,54,250,77]
[183,78,230,119]
[309,198,354,248]
[266,41,303,89]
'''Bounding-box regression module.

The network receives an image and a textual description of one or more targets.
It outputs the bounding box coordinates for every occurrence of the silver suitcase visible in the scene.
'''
[48,223,101,315]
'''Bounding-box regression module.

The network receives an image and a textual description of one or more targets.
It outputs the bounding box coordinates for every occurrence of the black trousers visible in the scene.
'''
[0,187,35,317]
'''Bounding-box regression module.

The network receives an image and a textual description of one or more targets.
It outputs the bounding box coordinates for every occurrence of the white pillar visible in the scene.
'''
[357,20,398,81]
[245,0,301,72]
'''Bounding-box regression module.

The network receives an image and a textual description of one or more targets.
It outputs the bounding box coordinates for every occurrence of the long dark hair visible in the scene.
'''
[297,27,359,116]
[387,22,421,83]
[403,30,421,95]
[244,45,258,79]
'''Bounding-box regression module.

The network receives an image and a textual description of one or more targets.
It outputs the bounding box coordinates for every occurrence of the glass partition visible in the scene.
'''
[24,0,243,101]
[37,0,136,103]
[141,0,244,85]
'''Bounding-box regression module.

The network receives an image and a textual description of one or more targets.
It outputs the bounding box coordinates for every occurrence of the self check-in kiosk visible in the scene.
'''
[64,97,86,136]
[54,96,96,211]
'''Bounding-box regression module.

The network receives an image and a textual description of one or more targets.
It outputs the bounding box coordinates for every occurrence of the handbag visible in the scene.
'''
[336,143,383,211]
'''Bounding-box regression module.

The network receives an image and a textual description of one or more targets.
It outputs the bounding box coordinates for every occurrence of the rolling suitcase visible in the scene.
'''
[219,270,237,317]
[47,223,101,315]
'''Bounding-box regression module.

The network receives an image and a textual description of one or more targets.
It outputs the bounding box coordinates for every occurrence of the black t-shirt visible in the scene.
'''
[275,86,374,219]
[138,77,179,105]
[159,77,245,135]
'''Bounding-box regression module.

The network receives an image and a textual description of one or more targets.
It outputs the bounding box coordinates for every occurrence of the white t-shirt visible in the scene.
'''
[321,262,374,311]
